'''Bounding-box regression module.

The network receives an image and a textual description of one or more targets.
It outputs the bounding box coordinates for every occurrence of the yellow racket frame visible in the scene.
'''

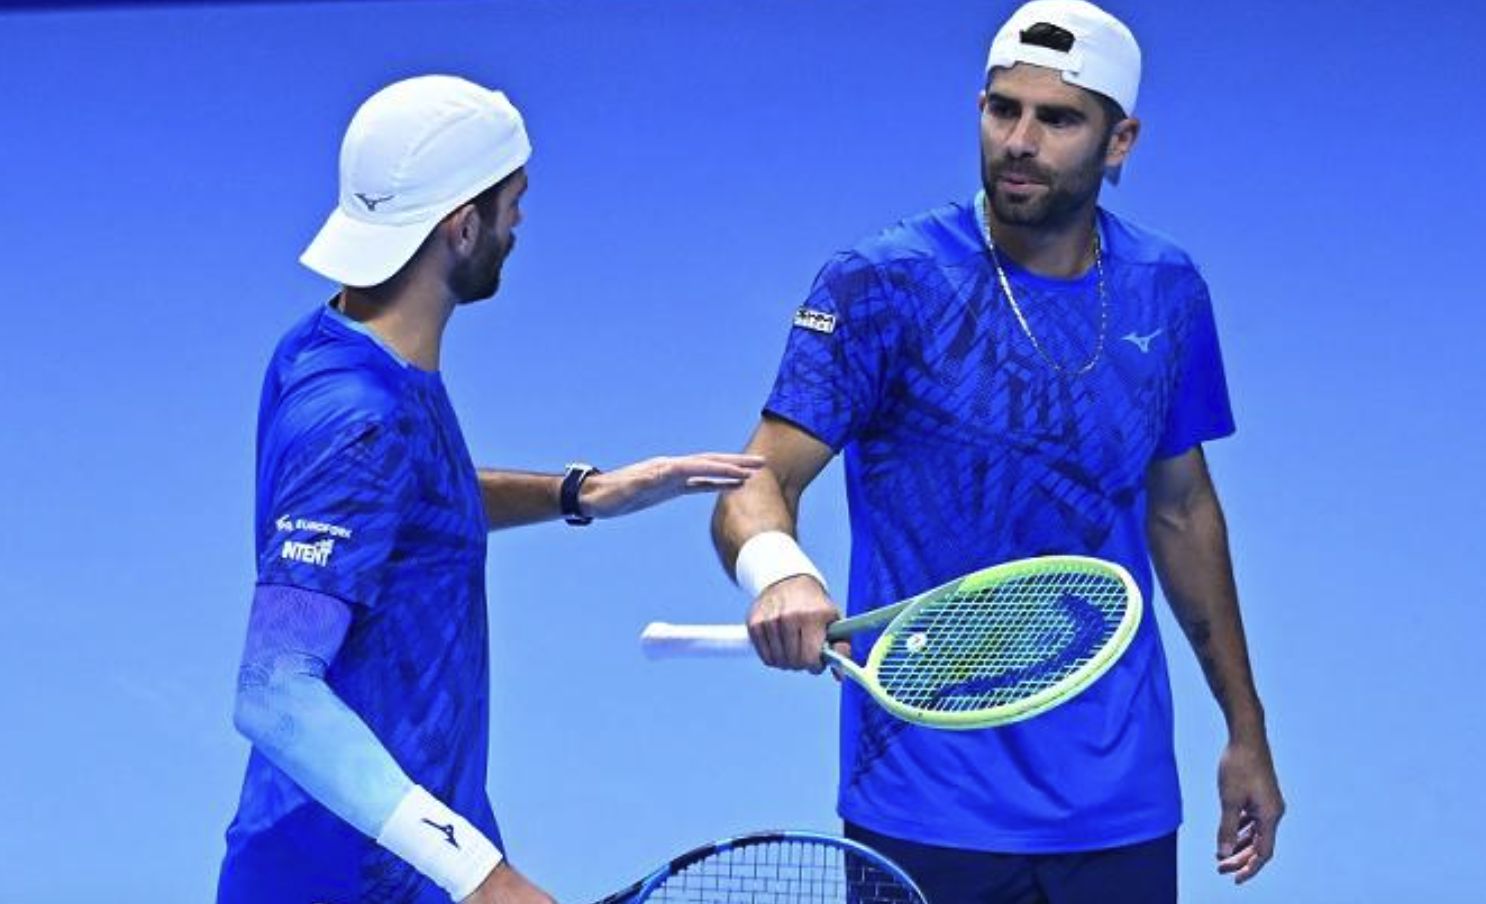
[820,555,1142,729]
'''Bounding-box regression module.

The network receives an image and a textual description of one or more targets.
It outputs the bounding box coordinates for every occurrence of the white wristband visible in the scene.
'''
[734,530,828,599]
[375,785,504,901]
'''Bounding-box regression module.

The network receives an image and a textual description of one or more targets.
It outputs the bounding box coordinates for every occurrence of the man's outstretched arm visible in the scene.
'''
[479,453,763,530]
[1146,446,1284,886]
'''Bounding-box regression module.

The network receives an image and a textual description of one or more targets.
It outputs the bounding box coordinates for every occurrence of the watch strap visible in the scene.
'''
[560,463,598,526]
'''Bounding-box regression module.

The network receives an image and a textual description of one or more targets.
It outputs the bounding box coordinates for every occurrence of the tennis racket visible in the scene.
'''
[590,830,926,904]
[642,555,1141,729]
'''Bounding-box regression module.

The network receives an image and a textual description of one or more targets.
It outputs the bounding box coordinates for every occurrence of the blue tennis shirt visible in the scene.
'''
[219,305,500,902]
[765,197,1234,853]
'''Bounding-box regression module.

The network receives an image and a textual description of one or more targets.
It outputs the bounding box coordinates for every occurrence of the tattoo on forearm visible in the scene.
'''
[1199,649,1228,705]
[1185,617,1211,649]
[1184,616,1231,704]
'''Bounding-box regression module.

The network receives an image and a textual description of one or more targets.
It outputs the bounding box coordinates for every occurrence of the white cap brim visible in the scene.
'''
[299,207,441,289]
[300,76,532,288]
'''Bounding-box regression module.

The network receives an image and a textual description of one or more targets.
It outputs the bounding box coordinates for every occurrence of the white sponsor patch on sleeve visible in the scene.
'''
[273,514,354,539]
[281,538,336,567]
[792,307,837,334]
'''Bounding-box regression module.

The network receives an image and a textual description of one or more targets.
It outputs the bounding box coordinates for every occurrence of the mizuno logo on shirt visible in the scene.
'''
[1121,329,1163,353]
[422,818,460,849]
[793,308,837,334]
[281,538,335,567]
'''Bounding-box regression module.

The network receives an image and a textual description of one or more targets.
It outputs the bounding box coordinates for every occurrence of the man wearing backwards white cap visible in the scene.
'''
[712,2,1283,901]
[217,75,764,904]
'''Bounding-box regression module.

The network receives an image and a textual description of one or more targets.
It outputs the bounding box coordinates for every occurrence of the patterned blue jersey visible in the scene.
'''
[219,305,499,903]
[766,197,1234,853]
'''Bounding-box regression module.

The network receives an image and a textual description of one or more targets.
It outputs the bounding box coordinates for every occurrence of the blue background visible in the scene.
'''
[1,0,1482,901]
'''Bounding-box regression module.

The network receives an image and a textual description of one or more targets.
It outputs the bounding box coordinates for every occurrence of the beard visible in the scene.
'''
[981,142,1107,231]
[451,232,514,304]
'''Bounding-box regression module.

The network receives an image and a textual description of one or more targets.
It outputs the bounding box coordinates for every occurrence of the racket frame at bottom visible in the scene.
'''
[590,829,927,904]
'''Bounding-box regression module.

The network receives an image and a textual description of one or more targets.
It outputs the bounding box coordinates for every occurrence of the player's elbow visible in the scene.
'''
[232,669,296,751]
[710,492,738,549]
[232,687,268,745]
[1146,490,1228,556]
[1145,498,1191,537]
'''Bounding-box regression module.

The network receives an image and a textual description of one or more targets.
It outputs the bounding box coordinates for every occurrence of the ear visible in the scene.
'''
[978,88,988,113]
[1104,116,1141,170]
[441,203,482,257]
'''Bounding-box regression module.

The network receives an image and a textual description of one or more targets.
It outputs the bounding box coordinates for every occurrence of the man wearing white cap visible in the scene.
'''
[712,2,1283,901]
[218,75,764,903]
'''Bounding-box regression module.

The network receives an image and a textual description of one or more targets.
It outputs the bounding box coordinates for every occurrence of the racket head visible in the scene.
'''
[596,830,927,904]
[849,555,1142,729]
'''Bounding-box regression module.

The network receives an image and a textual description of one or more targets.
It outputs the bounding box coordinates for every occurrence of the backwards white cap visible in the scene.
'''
[301,75,532,288]
[986,0,1142,115]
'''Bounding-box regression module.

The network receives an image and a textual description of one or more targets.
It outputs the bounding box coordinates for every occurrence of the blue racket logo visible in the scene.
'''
[927,591,1112,705]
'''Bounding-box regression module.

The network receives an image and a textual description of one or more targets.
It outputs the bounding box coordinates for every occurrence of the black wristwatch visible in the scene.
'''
[560,462,600,526]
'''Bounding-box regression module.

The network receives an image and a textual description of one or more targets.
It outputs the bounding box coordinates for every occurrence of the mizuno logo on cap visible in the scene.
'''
[354,192,395,212]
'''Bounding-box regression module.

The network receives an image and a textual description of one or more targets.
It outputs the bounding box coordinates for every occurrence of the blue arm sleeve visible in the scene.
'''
[233,584,412,838]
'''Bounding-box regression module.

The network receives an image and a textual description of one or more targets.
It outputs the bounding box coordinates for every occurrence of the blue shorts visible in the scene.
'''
[845,822,1177,904]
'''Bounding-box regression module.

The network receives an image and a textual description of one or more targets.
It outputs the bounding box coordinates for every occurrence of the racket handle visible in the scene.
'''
[640,622,753,658]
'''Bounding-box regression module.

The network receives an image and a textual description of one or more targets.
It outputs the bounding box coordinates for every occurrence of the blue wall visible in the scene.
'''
[1,1,1482,900]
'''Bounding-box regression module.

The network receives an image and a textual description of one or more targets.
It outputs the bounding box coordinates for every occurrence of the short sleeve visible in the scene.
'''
[257,416,415,608]
[1154,271,1236,458]
[764,252,900,450]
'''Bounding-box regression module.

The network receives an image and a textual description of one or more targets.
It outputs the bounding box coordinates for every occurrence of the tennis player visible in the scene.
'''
[217,75,762,904]
[710,3,1283,901]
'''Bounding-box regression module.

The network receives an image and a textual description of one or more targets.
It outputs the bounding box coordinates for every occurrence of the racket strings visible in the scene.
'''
[874,569,1128,713]
[649,839,920,903]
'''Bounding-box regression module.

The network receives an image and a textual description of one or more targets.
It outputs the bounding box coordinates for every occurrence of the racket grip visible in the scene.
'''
[640,622,754,658]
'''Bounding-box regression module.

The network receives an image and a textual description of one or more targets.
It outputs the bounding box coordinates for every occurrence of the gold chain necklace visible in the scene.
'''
[976,190,1108,377]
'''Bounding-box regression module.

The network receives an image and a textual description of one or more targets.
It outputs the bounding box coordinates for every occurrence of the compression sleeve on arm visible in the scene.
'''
[234,584,412,834]
[233,585,503,898]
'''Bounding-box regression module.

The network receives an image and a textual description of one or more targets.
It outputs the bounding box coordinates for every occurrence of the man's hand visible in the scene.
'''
[461,861,557,904]
[1215,735,1285,884]
[746,574,847,672]
[582,453,765,519]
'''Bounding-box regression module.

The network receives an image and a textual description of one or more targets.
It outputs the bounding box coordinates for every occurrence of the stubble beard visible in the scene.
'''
[981,143,1107,232]
[453,233,514,305]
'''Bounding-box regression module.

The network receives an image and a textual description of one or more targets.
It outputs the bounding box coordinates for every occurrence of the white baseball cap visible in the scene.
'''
[986,0,1142,115]
[301,75,532,288]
